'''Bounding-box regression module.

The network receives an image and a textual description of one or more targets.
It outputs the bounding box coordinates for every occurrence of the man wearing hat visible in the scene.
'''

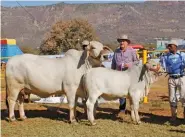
[160,39,185,121]
[111,34,139,117]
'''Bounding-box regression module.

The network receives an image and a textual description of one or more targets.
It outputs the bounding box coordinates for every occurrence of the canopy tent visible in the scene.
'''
[1,39,23,63]
[129,44,144,49]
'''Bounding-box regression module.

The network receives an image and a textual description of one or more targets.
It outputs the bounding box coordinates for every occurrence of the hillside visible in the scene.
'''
[1,1,185,48]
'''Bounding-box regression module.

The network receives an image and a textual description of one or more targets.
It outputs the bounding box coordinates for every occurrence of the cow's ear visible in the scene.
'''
[103,46,113,52]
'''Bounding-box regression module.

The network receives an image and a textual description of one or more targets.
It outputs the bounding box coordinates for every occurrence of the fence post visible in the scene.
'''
[142,50,147,64]
[142,50,148,103]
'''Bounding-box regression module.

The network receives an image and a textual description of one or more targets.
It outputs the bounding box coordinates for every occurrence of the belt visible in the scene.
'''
[169,75,184,79]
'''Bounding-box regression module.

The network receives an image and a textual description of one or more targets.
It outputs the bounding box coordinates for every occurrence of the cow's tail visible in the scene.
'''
[5,68,9,110]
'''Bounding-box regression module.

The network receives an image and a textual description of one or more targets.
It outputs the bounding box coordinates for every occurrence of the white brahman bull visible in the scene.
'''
[5,41,110,123]
[83,60,162,125]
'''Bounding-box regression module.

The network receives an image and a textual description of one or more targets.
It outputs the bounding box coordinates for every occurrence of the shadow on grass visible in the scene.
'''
[169,129,185,133]
[1,104,184,126]
[158,95,169,101]
[1,104,121,123]
[140,111,185,126]
[1,105,70,123]
[96,106,121,121]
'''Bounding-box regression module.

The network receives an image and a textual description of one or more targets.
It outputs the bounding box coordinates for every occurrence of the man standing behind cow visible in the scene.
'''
[160,40,185,121]
[111,34,139,117]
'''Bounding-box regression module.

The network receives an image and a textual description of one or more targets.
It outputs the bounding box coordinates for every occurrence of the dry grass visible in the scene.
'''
[1,72,185,137]
[1,69,6,92]
[1,102,185,137]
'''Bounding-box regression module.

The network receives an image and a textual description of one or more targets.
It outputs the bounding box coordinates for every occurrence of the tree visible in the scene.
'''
[40,19,97,55]
[20,46,39,55]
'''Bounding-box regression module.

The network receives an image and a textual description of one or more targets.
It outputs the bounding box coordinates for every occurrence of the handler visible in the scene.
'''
[160,40,185,121]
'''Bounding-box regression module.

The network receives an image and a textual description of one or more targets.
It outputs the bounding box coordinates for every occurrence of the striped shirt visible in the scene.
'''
[111,47,139,71]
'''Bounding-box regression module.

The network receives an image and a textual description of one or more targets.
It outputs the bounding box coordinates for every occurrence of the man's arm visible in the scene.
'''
[180,52,185,68]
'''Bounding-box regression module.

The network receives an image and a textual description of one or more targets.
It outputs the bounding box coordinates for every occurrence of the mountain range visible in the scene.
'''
[1,1,185,48]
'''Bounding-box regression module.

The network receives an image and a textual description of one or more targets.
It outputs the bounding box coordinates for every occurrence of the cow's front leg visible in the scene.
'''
[65,89,77,124]
[133,101,141,124]
[86,96,98,126]
[131,92,141,124]
[129,97,136,122]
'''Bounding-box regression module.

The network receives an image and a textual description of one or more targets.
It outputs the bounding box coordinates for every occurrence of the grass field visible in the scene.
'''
[1,70,185,137]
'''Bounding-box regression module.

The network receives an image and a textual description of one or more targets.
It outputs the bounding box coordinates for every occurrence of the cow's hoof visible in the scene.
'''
[90,122,96,126]
[136,121,142,125]
[7,116,16,122]
[70,120,78,125]
[19,116,27,121]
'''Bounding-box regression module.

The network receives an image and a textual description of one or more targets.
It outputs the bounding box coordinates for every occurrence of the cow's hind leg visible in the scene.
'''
[17,90,27,121]
[65,87,78,124]
[86,95,99,126]
[8,98,16,122]
[7,88,21,122]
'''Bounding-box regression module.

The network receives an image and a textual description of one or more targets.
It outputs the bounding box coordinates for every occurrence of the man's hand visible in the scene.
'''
[121,63,129,70]
[123,63,129,68]
[149,64,160,72]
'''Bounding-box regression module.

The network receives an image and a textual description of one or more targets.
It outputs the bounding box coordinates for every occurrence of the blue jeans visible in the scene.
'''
[119,97,126,111]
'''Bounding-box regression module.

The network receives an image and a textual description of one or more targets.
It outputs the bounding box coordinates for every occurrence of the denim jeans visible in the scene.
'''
[119,97,126,111]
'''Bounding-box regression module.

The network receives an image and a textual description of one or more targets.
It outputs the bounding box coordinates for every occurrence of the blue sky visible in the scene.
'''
[1,1,61,7]
[1,0,145,7]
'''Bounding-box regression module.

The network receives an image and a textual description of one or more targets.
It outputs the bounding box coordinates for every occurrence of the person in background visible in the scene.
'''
[111,34,139,117]
[160,40,185,121]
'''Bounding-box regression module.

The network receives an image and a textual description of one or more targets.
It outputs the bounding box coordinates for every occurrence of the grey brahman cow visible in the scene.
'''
[5,41,110,123]
[83,60,162,125]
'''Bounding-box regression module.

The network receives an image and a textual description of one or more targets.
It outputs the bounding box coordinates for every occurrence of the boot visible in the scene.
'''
[170,106,177,121]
